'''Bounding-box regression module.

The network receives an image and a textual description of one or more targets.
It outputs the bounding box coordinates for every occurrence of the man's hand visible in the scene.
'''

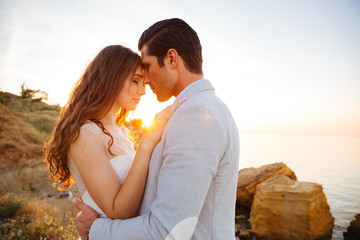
[72,198,99,240]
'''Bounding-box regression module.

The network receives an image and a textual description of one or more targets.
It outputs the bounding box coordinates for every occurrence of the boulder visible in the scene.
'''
[238,230,252,239]
[250,175,334,240]
[237,162,297,208]
[343,214,360,240]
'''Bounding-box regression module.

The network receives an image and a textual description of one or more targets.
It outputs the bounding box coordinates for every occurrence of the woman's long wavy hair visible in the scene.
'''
[43,45,141,190]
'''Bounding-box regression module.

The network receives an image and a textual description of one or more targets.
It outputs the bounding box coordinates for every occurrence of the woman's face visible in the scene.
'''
[116,65,145,111]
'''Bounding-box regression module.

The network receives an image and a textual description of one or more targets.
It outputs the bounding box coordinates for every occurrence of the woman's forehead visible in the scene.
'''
[134,65,144,77]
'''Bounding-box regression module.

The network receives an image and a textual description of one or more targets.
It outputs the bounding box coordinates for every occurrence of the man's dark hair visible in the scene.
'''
[138,18,203,75]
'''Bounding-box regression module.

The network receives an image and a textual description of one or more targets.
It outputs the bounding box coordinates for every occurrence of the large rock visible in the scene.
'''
[250,175,334,240]
[343,214,360,240]
[237,162,297,208]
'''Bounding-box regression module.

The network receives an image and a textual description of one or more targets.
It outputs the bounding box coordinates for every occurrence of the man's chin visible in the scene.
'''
[157,95,171,102]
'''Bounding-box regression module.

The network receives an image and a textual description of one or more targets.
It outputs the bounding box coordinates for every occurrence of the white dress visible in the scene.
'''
[68,121,136,218]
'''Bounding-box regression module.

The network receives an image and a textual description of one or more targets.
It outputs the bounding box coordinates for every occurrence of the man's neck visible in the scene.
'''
[174,73,203,97]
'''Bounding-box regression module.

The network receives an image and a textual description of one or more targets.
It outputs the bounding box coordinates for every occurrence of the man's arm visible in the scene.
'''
[89,102,226,239]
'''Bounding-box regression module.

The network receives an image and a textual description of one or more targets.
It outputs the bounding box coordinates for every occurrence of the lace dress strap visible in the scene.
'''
[80,121,104,136]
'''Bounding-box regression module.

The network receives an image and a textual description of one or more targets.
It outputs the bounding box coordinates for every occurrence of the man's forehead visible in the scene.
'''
[140,54,148,65]
[140,46,154,64]
[140,45,148,58]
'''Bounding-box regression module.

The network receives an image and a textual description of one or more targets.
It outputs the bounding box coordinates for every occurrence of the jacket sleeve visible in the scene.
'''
[89,102,226,239]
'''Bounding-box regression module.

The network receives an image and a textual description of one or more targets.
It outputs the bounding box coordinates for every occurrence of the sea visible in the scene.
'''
[239,135,360,240]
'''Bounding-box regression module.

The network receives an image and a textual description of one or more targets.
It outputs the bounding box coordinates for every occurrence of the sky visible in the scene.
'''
[0,0,359,136]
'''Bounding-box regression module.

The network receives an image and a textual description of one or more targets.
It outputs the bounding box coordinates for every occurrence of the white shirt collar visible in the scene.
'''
[174,79,207,103]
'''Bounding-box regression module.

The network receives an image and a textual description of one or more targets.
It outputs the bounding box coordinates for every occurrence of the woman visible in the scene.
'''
[43,45,182,219]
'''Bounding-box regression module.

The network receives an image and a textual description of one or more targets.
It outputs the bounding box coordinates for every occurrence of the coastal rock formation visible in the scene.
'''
[250,175,334,240]
[236,162,297,207]
[343,214,360,240]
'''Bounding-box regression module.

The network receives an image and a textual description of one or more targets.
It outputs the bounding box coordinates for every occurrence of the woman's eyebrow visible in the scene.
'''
[134,73,143,78]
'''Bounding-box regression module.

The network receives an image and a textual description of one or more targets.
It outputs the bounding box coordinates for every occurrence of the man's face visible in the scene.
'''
[141,45,175,102]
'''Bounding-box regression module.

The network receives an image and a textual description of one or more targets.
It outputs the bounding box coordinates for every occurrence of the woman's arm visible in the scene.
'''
[70,100,185,219]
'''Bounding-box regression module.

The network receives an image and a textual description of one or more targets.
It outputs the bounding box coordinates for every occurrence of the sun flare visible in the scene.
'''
[131,86,174,128]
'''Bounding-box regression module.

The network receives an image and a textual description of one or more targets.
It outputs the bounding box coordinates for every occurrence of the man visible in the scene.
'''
[73,18,239,240]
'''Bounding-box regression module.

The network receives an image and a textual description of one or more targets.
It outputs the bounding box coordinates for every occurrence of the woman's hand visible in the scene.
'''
[141,98,186,150]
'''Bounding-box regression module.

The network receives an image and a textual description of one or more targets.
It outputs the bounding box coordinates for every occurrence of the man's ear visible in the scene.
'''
[167,49,178,69]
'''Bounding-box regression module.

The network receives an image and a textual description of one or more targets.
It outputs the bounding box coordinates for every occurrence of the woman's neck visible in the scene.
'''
[100,105,119,130]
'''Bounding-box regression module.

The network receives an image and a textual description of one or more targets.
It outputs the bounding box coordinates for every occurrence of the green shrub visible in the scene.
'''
[0,92,11,106]
[0,195,22,219]
[20,83,48,102]
[41,105,61,112]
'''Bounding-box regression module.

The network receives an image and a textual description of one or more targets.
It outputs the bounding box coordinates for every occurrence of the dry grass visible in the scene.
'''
[0,194,78,240]
[0,92,59,169]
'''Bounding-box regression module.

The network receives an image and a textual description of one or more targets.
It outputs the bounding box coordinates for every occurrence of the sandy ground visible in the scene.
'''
[0,158,81,221]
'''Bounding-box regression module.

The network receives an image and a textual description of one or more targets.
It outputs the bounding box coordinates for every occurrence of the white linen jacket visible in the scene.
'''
[89,79,240,240]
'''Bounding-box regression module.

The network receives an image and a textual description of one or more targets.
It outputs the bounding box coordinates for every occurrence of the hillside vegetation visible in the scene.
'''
[0,91,60,170]
[0,90,146,173]
[0,89,146,239]
[0,90,77,239]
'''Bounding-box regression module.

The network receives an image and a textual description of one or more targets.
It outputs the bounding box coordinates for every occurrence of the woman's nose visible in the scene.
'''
[137,84,146,95]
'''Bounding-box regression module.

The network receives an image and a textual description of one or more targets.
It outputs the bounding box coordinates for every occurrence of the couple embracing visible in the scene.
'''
[44,18,239,240]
